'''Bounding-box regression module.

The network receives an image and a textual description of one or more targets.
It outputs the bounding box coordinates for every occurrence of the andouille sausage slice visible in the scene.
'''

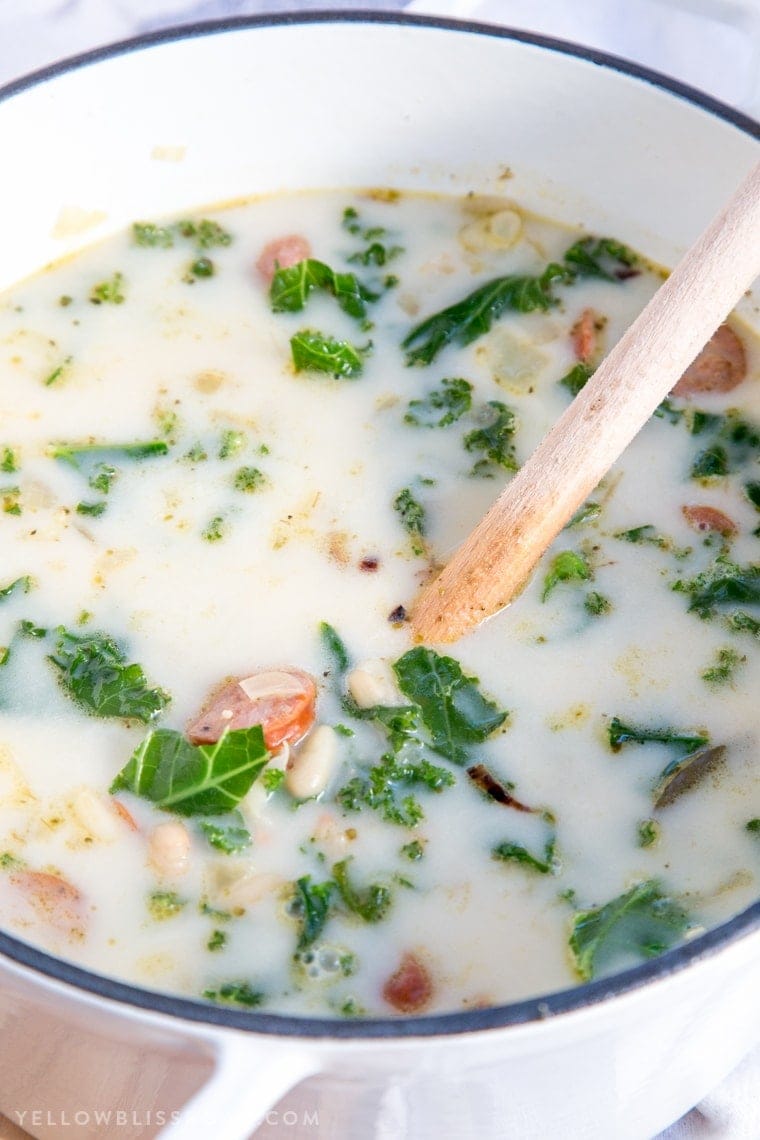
[187,668,317,750]
[256,235,312,283]
[670,324,746,397]
[382,951,434,1014]
[6,870,86,940]
[682,505,737,536]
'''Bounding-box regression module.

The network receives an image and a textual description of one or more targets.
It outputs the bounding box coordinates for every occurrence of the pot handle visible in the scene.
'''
[158,1034,319,1140]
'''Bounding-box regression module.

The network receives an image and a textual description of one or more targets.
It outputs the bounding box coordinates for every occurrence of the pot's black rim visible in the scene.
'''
[0,9,759,1041]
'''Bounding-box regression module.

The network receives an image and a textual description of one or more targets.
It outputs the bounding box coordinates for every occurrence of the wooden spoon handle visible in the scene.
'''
[412,159,760,644]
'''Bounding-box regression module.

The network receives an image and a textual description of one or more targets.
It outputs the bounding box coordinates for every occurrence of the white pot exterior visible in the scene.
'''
[0,16,758,1140]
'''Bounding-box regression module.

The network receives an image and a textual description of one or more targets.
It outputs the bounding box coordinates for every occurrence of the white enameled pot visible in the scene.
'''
[0,14,759,1140]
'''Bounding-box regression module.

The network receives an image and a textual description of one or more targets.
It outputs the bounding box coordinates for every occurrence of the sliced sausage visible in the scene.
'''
[7,870,86,940]
[382,951,434,1014]
[571,308,599,363]
[671,324,746,397]
[187,667,317,750]
[256,235,312,283]
[681,505,737,536]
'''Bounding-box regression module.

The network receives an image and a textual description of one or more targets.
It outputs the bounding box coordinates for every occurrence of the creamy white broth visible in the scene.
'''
[0,189,758,1016]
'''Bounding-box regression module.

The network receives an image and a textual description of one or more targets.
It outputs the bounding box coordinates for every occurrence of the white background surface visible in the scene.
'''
[0,2,758,1137]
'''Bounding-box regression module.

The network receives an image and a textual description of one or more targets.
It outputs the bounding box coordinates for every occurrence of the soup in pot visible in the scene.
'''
[0,188,758,1017]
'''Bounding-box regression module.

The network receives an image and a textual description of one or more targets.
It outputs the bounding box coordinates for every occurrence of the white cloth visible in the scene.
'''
[0,3,758,1138]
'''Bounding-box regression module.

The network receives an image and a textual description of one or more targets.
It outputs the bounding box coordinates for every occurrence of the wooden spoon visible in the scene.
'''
[411,159,760,644]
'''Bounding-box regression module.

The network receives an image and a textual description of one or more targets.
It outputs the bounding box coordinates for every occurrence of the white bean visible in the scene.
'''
[72,788,119,843]
[285,725,339,800]
[148,820,191,879]
[346,659,401,709]
[209,862,282,908]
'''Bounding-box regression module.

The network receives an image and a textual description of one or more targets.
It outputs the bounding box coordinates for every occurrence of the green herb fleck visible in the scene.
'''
[207,929,228,952]
[400,839,425,861]
[637,819,660,848]
[44,356,72,387]
[202,516,226,543]
[584,591,611,616]
[218,429,245,460]
[233,466,268,493]
[701,646,746,687]
[0,448,18,474]
[148,891,186,921]
[262,768,286,794]
[89,272,125,305]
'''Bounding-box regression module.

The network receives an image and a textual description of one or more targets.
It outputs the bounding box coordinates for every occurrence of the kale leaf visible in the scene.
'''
[110,726,269,816]
[569,880,691,981]
[393,646,507,764]
[541,550,592,602]
[198,810,252,854]
[270,258,374,322]
[608,717,709,756]
[463,401,518,477]
[333,858,392,923]
[290,329,367,378]
[404,377,473,428]
[48,627,169,722]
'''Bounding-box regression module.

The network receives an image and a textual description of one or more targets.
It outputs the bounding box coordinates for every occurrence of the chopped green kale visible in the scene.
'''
[291,876,335,950]
[608,717,709,756]
[393,488,426,556]
[333,858,392,923]
[48,627,169,722]
[404,377,473,428]
[569,880,690,981]
[559,361,594,397]
[463,401,518,477]
[336,752,453,827]
[0,577,33,603]
[492,835,557,874]
[673,557,760,619]
[290,330,367,378]
[202,981,264,1007]
[541,550,592,602]
[198,810,252,854]
[701,646,746,687]
[319,621,350,675]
